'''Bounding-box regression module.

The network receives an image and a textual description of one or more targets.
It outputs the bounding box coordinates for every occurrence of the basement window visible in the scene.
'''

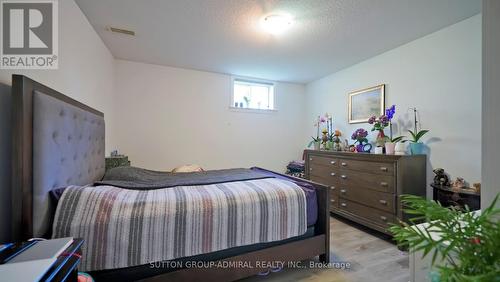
[231,77,275,111]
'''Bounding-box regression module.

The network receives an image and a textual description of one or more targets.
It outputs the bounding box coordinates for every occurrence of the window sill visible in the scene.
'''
[228,107,278,114]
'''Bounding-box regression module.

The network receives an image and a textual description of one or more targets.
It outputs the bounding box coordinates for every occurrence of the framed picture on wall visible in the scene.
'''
[348,84,385,123]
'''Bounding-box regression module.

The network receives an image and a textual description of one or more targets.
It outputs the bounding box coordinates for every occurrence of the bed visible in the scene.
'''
[11,74,330,281]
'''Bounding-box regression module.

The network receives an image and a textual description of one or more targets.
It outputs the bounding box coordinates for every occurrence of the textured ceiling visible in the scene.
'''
[75,0,480,83]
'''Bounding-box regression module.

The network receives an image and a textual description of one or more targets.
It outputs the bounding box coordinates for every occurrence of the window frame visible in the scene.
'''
[229,76,277,113]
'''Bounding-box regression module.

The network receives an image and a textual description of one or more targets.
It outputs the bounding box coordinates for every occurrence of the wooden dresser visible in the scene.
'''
[304,150,426,235]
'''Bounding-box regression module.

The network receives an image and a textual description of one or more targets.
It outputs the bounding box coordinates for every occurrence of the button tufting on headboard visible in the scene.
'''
[32,90,105,237]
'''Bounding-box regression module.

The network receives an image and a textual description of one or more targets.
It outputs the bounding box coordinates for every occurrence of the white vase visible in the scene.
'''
[374,147,384,154]
[313,141,321,150]
[395,142,407,155]
[385,142,396,155]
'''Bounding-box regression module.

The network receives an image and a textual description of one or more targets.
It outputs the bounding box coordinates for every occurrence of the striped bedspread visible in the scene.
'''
[52,178,307,271]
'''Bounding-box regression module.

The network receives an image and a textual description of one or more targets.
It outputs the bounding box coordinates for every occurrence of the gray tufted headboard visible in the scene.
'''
[11,75,105,240]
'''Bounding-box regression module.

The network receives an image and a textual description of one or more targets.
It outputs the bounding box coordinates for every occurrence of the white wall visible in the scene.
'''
[305,15,482,199]
[0,0,115,241]
[482,0,500,208]
[113,60,306,172]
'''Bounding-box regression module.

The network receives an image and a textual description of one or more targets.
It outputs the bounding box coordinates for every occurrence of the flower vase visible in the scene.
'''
[374,147,384,154]
[395,142,406,155]
[355,144,364,153]
[333,142,341,151]
[326,141,334,150]
[313,141,321,150]
[385,142,396,155]
[355,142,372,153]
[376,130,387,148]
[410,142,424,155]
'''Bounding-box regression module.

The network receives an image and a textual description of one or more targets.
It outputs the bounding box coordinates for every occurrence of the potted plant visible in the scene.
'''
[408,129,429,155]
[243,96,251,108]
[351,128,371,153]
[308,115,326,150]
[407,107,429,155]
[331,130,342,151]
[390,195,500,281]
[382,105,405,155]
[368,114,389,149]
[308,136,321,150]
[321,128,329,150]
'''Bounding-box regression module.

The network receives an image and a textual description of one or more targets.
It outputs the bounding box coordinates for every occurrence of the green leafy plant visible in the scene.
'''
[389,195,500,282]
[389,136,405,143]
[243,96,251,107]
[307,136,321,148]
[408,129,429,143]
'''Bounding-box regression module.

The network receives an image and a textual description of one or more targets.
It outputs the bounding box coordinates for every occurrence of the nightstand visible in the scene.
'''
[105,155,131,171]
[0,238,84,282]
[431,184,480,211]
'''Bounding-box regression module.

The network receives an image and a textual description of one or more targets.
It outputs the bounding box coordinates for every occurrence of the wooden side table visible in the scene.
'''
[105,155,131,171]
[431,184,480,211]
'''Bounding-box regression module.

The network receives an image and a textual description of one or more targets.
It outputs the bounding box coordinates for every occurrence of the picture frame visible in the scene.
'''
[348,84,385,124]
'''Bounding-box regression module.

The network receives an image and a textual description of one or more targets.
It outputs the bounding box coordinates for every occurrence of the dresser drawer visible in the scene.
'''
[309,164,338,182]
[337,170,395,193]
[330,193,339,209]
[308,155,339,167]
[310,174,338,187]
[339,186,395,213]
[338,199,396,228]
[338,159,395,176]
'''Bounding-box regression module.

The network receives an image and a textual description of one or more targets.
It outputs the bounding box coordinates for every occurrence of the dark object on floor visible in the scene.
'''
[432,168,450,186]
[431,183,480,211]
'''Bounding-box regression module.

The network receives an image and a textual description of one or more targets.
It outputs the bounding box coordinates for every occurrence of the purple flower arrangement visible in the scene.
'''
[351,128,368,144]
[368,104,404,143]
[368,112,391,130]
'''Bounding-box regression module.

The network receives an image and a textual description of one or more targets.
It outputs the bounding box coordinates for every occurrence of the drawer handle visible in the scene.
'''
[330,172,336,176]
[341,162,347,166]
[330,186,335,190]
[330,161,336,165]
[380,167,388,172]
[309,168,313,171]
[340,189,346,194]
[379,200,388,205]
[309,157,313,161]
[340,203,347,207]
[341,175,347,179]
[380,182,388,187]
[330,199,335,203]
[380,216,387,221]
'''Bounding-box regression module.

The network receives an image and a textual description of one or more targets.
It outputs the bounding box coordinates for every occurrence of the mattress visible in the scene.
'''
[51,167,318,227]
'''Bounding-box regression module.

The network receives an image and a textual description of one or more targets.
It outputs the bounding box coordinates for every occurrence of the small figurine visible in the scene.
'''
[451,177,466,191]
[473,183,481,193]
[433,168,450,186]
[344,139,351,152]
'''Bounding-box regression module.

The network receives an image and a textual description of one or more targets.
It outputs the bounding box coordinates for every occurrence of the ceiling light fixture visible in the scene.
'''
[261,14,293,35]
